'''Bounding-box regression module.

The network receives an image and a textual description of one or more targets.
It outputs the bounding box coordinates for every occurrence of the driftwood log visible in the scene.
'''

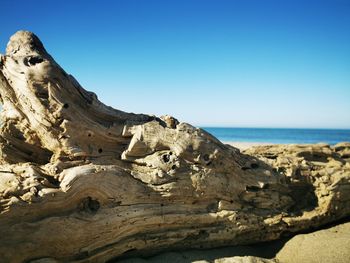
[0,31,349,263]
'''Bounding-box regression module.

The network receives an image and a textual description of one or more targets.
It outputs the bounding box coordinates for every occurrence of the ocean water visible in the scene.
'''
[202,127,350,145]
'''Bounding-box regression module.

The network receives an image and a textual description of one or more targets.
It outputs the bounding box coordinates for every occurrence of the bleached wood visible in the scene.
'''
[0,31,349,263]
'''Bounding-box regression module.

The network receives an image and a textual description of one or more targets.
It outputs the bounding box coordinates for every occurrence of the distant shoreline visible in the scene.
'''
[223,141,348,150]
[223,141,277,150]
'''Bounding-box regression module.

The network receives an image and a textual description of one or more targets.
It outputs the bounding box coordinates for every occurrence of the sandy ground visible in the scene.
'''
[275,221,350,263]
[223,141,277,150]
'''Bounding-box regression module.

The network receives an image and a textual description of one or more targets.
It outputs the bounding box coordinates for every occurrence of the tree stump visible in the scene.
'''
[0,31,349,263]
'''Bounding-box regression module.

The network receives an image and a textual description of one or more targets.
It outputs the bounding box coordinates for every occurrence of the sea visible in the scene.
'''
[201,127,350,145]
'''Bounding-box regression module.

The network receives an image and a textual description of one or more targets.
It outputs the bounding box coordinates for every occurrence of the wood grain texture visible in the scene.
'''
[0,31,349,263]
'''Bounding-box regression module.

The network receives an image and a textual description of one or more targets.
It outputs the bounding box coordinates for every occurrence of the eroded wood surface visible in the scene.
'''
[0,31,349,263]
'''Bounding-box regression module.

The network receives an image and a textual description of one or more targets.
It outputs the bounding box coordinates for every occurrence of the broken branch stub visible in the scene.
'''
[0,31,349,263]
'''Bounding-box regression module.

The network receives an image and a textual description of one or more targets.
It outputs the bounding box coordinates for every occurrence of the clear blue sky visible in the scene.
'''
[1,0,350,128]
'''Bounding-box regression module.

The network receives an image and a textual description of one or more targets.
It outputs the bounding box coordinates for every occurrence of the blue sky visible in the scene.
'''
[1,0,350,128]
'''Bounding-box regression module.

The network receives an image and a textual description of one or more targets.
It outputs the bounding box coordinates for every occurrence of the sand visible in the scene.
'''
[276,221,350,263]
[224,142,276,150]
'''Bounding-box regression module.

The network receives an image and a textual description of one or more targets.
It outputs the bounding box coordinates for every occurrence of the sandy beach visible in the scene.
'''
[224,141,277,150]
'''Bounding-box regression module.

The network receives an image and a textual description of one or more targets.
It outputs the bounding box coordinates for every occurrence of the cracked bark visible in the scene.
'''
[0,31,349,263]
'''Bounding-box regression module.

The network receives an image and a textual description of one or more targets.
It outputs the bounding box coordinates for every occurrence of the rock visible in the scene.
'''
[0,31,350,262]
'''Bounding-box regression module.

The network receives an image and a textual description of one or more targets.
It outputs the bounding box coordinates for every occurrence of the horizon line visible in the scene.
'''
[197,126,350,130]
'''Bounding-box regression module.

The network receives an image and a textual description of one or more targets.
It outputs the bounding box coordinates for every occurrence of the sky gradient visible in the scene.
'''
[1,0,350,128]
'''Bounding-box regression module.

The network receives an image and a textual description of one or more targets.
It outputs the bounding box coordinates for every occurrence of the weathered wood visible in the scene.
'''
[0,31,349,263]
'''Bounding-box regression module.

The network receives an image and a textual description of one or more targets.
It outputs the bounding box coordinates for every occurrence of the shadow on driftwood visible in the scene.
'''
[115,216,350,263]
